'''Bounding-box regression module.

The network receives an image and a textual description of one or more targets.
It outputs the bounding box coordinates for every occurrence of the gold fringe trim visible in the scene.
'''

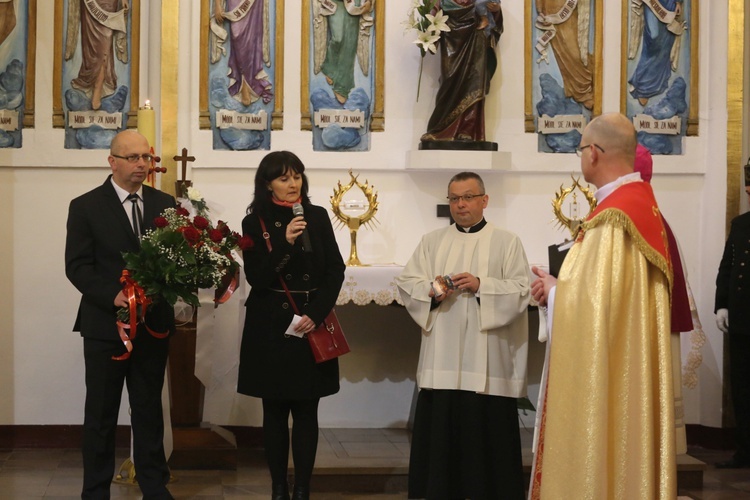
[583,208,674,289]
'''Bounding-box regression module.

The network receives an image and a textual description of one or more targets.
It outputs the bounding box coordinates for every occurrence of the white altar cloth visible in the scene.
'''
[336,264,405,306]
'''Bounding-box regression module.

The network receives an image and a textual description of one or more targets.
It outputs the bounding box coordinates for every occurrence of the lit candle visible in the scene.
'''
[137,100,156,149]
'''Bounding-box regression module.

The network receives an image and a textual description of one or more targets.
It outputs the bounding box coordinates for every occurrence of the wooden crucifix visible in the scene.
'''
[173,148,196,197]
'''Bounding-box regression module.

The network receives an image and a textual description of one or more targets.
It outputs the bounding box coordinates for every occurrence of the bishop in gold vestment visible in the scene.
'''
[530,113,676,499]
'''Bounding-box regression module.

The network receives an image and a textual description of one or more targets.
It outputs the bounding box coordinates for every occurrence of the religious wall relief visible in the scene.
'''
[200,0,284,151]
[525,0,603,154]
[301,0,384,152]
[621,0,699,155]
[0,0,36,148]
[53,0,139,149]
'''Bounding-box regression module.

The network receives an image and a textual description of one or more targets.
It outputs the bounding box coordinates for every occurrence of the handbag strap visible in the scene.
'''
[258,216,302,316]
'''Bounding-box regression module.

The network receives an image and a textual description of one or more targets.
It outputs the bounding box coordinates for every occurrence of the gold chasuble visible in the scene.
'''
[531,181,676,500]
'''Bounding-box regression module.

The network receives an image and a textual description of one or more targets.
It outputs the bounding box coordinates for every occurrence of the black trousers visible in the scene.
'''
[262,398,321,489]
[729,334,750,461]
[82,332,171,499]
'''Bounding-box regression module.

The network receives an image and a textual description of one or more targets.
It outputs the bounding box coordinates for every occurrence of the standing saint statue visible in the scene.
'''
[421,0,503,149]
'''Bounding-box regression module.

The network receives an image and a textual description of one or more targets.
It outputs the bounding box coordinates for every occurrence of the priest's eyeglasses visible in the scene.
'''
[447,193,485,204]
[575,144,605,157]
[112,153,154,163]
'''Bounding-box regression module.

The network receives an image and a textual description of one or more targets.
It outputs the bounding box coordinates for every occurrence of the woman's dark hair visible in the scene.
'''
[247,151,311,215]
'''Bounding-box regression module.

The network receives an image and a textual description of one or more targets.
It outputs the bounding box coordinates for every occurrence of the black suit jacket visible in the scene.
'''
[716,211,750,337]
[65,175,177,340]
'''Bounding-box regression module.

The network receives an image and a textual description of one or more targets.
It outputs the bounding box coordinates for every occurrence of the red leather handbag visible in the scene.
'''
[305,309,350,363]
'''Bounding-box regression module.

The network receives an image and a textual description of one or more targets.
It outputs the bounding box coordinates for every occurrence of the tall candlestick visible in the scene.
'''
[137,100,156,149]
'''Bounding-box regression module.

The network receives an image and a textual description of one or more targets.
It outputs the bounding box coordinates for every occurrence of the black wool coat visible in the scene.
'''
[238,202,345,399]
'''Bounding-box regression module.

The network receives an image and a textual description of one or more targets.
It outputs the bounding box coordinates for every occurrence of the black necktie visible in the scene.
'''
[126,193,143,238]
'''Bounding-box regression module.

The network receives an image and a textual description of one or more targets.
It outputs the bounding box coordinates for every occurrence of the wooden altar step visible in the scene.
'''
[295,428,707,494]
[168,426,237,470]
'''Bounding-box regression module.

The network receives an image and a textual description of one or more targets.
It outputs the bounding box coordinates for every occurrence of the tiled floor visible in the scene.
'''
[1,428,749,499]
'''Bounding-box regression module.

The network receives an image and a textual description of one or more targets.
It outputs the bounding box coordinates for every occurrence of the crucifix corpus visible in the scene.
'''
[174,147,196,198]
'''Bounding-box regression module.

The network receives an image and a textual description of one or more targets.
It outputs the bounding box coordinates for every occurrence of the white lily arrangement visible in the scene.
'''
[403,0,451,100]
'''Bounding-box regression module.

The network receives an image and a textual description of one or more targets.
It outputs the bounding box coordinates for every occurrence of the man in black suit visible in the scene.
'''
[715,164,750,469]
[65,130,176,498]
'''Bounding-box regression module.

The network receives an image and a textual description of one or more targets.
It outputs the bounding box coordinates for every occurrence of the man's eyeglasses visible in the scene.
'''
[575,144,605,157]
[447,193,485,204]
[112,153,154,163]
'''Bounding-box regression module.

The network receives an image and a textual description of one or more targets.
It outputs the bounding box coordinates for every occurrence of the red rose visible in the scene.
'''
[153,217,169,228]
[238,235,254,251]
[208,229,224,243]
[175,206,190,217]
[182,227,201,245]
[193,216,209,230]
[217,220,232,236]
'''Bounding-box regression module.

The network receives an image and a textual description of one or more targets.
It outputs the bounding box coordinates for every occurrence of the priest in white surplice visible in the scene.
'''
[396,171,530,500]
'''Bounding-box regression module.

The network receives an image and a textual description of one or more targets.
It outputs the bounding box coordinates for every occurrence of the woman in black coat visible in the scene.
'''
[239,151,345,500]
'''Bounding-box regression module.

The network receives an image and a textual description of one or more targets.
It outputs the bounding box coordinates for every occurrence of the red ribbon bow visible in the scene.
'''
[113,270,168,361]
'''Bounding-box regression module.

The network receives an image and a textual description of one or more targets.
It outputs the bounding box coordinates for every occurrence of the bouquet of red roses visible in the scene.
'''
[118,190,253,322]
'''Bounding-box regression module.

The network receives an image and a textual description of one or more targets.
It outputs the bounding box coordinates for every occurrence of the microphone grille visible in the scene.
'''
[292,202,304,216]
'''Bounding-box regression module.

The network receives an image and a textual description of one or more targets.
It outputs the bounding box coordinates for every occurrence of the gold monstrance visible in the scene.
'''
[330,171,379,266]
[552,175,597,239]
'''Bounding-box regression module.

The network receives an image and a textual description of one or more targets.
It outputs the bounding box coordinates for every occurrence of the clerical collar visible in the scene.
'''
[110,176,143,203]
[455,218,487,233]
[595,172,641,204]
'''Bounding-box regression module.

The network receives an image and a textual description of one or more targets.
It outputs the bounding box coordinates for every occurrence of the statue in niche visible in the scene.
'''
[420,0,503,151]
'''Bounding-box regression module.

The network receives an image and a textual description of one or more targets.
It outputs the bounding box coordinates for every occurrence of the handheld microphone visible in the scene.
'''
[292,202,313,253]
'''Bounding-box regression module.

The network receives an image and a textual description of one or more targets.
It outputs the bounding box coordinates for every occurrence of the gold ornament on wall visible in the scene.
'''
[552,175,597,239]
[330,171,379,266]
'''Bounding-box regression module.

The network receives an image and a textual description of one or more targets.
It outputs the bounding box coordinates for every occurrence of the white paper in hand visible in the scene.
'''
[285,314,305,338]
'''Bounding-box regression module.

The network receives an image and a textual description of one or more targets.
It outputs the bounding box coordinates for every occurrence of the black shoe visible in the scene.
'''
[292,485,310,500]
[272,482,290,500]
[716,456,750,469]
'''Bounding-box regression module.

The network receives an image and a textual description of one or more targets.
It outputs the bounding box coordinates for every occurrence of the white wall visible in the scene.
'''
[0,1,731,428]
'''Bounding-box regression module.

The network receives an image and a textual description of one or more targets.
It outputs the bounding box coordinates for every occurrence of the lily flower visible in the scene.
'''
[426,9,451,33]
[414,29,440,54]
